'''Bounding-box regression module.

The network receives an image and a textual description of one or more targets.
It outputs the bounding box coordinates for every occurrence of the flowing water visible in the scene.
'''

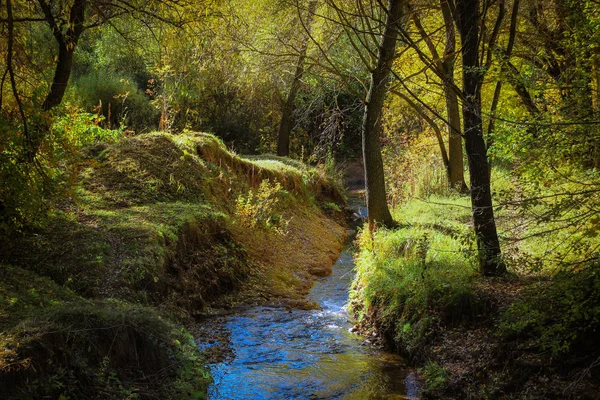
[203,198,419,399]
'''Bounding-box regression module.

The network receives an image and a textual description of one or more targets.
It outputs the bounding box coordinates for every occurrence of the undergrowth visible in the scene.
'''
[350,195,481,357]
[352,131,600,397]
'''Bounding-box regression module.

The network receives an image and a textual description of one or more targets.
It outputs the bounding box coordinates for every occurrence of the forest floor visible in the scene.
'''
[0,132,347,399]
[420,277,600,399]
[350,187,600,399]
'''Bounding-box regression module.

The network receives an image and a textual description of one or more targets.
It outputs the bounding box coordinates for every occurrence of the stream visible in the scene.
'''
[202,198,420,399]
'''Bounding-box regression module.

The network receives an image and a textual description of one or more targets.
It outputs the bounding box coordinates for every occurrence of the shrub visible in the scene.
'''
[68,69,159,132]
[235,179,290,234]
[499,264,600,356]
[1,300,210,399]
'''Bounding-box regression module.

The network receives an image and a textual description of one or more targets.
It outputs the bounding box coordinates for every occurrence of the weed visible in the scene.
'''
[420,362,449,391]
[235,179,290,234]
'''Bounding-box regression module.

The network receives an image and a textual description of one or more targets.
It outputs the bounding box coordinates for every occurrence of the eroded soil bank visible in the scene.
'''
[0,132,347,399]
[196,192,420,399]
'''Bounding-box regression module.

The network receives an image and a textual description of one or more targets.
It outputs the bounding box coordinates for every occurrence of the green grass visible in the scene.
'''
[350,194,480,356]
[3,131,343,305]
[353,159,600,387]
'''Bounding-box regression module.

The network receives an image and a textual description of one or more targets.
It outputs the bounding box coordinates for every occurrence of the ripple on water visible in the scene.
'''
[205,226,420,399]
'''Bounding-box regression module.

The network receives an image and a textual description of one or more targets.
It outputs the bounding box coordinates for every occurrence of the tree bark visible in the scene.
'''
[277,51,307,156]
[362,0,401,229]
[487,0,520,178]
[411,0,466,191]
[440,0,467,192]
[42,42,77,111]
[455,0,506,276]
[39,0,86,112]
[276,0,317,157]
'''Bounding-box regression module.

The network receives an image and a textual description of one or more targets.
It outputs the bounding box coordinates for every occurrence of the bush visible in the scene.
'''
[499,265,600,356]
[68,69,159,132]
[235,179,290,234]
[1,300,210,400]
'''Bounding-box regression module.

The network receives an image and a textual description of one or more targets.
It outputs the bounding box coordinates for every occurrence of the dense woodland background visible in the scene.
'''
[2,0,600,398]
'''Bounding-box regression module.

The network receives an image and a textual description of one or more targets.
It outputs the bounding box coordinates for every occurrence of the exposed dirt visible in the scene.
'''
[402,277,600,399]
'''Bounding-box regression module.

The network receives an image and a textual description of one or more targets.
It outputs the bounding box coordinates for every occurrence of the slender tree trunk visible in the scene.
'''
[455,0,506,276]
[487,0,520,178]
[411,0,466,190]
[392,89,449,175]
[42,42,77,111]
[277,52,307,156]
[277,0,317,157]
[39,0,85,111]
[445,88,466,190]
[362,0,401,229]
[440,0,467,192]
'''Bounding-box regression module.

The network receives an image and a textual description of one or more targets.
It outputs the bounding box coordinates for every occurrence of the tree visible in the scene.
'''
[277,0,317,156]
[1,0,190,156]
[455,0,506,275]
[362,0,402,229]
[409,0,467,191]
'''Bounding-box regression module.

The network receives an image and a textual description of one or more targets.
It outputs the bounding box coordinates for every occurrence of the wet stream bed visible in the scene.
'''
[197,200,420,399]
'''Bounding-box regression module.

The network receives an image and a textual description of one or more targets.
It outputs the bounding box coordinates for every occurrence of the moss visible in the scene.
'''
[1,300,209,400]
[1,131,347,398]
[2,132,344,308]
[0,265,81,329]
[1,201,246,308]
[0,267,209,400]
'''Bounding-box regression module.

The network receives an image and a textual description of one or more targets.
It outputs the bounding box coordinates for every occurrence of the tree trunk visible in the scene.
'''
[411,0,466,191]
[276,0,317,157]
[39,0,85,111]
[277,52,306,156]
[445,88,466,191]
[362,0,401,229]
[440,0,467,192]
[42,42,76,111]
[487,0,520,179]
[455,0,506,276]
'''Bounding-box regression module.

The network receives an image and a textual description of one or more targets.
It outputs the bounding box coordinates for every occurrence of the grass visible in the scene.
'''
[1,296,210,399]
[1,131,347,399]
[354,138,600,397]
[350,195,481,356]
[0,265,210,399]
[2,131,344,305]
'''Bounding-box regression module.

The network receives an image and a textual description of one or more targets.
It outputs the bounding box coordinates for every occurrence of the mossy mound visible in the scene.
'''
[2,132,344,310]
[0,279,209,400]
[1,132,346,399]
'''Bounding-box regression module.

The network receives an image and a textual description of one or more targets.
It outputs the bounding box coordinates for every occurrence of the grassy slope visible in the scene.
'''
[350,168,600,399]
[0,132,345,399]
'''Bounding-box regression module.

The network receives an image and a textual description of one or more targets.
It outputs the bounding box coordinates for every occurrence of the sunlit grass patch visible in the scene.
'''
[351,195,480,356]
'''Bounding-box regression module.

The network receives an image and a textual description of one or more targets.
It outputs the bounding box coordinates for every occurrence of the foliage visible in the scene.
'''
[235,179,290,234]
[419,362,449,392]
[381,126,452,206]
[68,69,159,132]
[499,265,600,356]
[0,297,210,399]
[0,105,123,234]
[350,195,480,356]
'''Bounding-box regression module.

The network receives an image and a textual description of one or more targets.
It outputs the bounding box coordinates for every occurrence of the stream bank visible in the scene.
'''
[0,132,347,399]
[197,192,420,399]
